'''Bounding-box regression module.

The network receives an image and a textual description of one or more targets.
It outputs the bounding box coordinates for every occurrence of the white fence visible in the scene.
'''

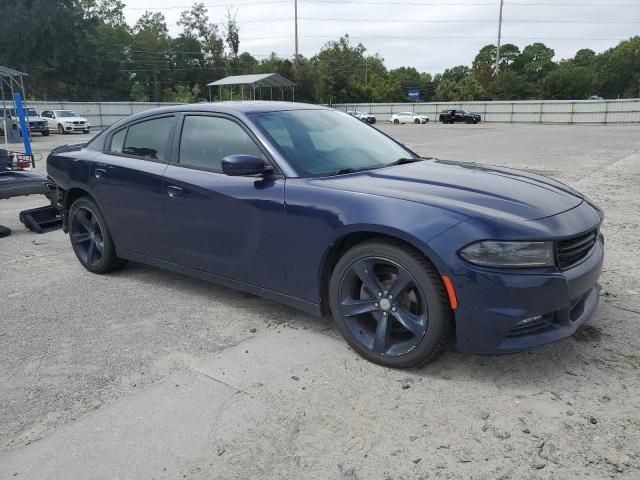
[332,99,640,124]
[26,101,181,128]
[22,99,640,127]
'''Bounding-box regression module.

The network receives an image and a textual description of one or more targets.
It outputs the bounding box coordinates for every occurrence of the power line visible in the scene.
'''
[296,17,640,23]
[123,0,640,7]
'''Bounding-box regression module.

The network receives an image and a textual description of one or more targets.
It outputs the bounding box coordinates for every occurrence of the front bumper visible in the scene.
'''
[428,201,603,354]
[62,124,90,132]
[29,123,47,132]
[454,241,602,353]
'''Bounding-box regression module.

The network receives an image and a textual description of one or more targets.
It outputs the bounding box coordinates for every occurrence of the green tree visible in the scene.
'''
[513,43,556,96]
[130,82,148,101]
[490,70,531,100]
[597,36,640,98]
[542,63,595,99]
[130,11,171,101]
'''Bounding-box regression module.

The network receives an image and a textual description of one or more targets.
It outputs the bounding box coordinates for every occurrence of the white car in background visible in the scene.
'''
[390,111,429,124]
[41,109,91,134]
[346,110,377,124]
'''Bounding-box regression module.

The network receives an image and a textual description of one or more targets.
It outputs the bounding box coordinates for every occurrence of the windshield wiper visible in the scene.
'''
[385,157,424,168]
[324,166,373,176]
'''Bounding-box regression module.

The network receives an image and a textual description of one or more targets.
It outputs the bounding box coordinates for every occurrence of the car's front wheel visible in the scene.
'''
[69,197,127,274]
[57,124,65,135]
[329,240,452,368]
[393,119,399,124]
[42,130,50,136]
[414,118,420,124]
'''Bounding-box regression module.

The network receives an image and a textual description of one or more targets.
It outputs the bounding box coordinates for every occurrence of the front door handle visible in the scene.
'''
[94,168,107,178]
[167,185,184,198]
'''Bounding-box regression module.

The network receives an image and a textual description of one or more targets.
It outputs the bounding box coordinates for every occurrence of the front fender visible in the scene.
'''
[284,179,466,305]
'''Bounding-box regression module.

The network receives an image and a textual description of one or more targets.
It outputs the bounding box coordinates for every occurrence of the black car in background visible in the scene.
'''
[439,109,481,124]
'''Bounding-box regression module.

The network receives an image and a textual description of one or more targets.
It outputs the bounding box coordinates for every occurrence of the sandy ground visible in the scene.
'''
[0,123,639,479]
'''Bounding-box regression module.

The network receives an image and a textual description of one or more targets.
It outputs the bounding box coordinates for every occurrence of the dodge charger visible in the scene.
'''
[47,102,604,368]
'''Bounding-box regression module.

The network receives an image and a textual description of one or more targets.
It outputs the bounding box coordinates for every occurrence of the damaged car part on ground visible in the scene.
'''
[46,102,604,368]
[0,149,62,236]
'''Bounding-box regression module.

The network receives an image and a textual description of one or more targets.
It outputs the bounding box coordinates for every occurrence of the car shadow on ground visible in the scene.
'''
[108,260,616,391]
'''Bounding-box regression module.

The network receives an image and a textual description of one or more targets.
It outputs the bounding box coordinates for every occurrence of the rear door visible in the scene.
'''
[163,113,286,291]
[90,114,176,260]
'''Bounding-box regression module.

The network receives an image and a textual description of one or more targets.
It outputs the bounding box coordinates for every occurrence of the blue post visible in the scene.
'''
[13,93,32,156]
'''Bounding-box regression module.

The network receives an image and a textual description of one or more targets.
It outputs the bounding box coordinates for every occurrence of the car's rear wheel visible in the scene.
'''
[42,130,50,136]
[329,240,452,368]
[69,197,127,274]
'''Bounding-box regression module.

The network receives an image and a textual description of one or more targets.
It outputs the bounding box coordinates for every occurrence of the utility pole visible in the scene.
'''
[294,0,299,60]
[365,57,368,86]
[495,0,504,73]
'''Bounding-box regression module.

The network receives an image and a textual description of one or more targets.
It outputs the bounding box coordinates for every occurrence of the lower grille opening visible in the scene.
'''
[569,291,589,322]
[507,313,555,337]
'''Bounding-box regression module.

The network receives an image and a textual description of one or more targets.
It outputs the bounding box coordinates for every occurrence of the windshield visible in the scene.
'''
[250,110,413,177]
[56,110,77,117]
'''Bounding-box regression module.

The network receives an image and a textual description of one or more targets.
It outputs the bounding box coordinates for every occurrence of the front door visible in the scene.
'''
[163,113,286,292]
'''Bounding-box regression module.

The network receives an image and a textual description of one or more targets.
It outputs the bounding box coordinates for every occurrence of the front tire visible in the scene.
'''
[42,130,50,136]
[393,119,400,125]
[57,124,65,135]
[69,197,127,274]
[414,118,420,124]
[329,240,452,368]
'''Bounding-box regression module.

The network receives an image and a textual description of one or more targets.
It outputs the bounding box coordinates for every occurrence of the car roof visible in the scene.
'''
[162,101,329,115]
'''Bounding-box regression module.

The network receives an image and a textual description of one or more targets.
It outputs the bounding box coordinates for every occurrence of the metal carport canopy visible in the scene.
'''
[207,73,296,101]
[207,73,295,89]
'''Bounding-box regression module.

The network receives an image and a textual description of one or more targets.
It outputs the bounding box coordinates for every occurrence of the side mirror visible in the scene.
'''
[222,154,273,176]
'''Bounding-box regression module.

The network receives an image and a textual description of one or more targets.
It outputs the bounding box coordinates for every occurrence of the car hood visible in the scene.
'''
[317,159,584,221]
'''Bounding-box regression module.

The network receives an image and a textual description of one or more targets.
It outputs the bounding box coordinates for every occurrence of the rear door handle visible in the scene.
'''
[167,185,184,198]
[94,168,107,178]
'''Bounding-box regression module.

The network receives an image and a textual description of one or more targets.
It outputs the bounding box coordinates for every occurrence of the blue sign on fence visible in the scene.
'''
[407,89,421,100]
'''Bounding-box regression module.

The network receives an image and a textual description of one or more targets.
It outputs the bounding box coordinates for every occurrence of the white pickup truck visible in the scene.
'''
[0,107,50,136]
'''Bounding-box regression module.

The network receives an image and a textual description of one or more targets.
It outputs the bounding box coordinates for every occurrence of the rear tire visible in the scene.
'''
[329,240,452,368]
[69,197,127,274]
[42,130,50,136]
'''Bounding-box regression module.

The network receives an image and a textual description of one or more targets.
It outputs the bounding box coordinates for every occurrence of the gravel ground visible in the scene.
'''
[0,123,639,479]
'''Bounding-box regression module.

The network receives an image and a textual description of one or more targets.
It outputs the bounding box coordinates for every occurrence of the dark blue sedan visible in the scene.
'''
[47,102,604,368]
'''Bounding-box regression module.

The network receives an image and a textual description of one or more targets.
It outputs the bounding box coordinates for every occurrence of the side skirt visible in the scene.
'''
[117,249,323,317]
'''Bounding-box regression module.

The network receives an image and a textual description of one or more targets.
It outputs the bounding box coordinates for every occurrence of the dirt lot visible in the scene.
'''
[1,123,639,479]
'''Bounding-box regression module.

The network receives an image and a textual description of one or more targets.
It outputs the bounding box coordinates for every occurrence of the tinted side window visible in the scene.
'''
[179,116,264,172]
[109,128,127,153]
[122,116,174,161]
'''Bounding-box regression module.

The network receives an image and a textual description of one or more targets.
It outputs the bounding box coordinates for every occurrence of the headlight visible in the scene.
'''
[459,241,555,268]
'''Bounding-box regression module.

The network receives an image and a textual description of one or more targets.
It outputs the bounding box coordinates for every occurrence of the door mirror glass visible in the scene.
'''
[222,155,272,176]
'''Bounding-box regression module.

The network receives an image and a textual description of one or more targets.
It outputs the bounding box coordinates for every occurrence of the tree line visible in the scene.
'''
[2,0,639,104]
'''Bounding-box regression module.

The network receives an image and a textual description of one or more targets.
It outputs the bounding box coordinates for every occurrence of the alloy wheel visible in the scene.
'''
[70,207,104,267]
[337,257,429,356]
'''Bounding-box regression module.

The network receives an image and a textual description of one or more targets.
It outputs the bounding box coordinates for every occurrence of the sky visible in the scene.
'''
[122,0,640,73]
